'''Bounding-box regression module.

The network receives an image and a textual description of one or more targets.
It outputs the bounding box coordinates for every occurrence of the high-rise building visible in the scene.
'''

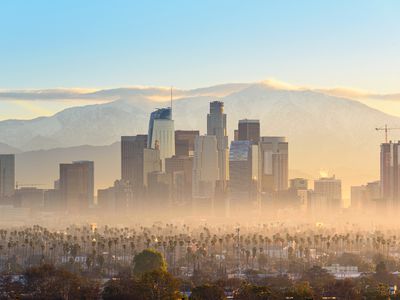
[0,154,15,202]
[259,137,288,192]
[207,101,229,184]
[238,119,260,144]
[229,140,259,213]
[175,130,199,156]
[314,176,342,210]
[121,135,147,187]
[59,161,94,212]
[380,142,400,208]
[192,135,219,213]
[14,187,44,209]
[148,107,175,170]
[121,135,161,192]
[165,155,194,207]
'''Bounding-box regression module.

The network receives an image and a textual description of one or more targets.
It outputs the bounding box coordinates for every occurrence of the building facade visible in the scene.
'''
[192,135,219,214]
[148,107,175,170]
[380,142,400,209]
[175,130,199,156]
[238,119,260,144]
[229,140,259,213]
[314,176,342,210]
[259,137,288,192]
[207,101,229,184]
[0,154,15,202]
[59,161,94,212]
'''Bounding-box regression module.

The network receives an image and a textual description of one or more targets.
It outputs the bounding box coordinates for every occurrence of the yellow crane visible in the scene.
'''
[375,124,400,143]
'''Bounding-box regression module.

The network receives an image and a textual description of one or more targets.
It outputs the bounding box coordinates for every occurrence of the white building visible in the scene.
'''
[192,135,219,213]
[259,137,288,192]
[207,101,229,184]
[148,108,175,171]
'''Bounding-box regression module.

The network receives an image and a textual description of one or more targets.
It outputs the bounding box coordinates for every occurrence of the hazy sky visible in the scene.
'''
[1,0,399,92]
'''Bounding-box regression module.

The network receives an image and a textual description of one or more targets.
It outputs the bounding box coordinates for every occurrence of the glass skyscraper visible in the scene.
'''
[147,107,175,170]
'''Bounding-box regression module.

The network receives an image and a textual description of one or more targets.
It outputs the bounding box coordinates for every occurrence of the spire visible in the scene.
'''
[170,86,173,117]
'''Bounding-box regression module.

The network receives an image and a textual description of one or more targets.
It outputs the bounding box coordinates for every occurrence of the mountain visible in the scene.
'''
[1,81,400,196]
[15,143,120,191]
[0,142,21,154]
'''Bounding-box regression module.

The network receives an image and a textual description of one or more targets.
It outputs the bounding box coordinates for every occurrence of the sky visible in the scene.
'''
[0,0,399,119]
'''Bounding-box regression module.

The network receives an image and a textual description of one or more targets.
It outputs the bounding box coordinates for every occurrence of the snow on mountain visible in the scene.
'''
[1,81,399,193]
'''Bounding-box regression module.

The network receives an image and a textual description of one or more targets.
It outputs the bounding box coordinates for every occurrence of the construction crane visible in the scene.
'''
[15,182,45,189]
[375,124,400,143]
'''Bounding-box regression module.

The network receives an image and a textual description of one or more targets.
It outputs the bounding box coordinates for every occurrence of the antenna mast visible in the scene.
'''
[170,86,173,109]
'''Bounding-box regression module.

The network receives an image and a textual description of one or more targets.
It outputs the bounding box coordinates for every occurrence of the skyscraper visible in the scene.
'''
[229,140,259,213]
[175,130,199,156]
[314,175,342,210]
[165,155,194,207]
[207,101,229,184]
[59,161,94,212]
[0,154,15,202]
[259,137,288,192]
[238,119,260,144]
[121,135,147,188]
[148,107,175,170]
[121,135,161,192]
[192,135,219,214]
[380,142,400,209]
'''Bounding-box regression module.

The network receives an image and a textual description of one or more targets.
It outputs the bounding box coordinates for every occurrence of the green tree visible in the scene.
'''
[22,264,100,299]
[138,270,182,300]
[234,283,279,300]
[189,283,226,300]
[133,249,167,276]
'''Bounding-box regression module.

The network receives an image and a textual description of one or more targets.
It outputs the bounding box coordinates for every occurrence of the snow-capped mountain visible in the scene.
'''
[1,81,399,193]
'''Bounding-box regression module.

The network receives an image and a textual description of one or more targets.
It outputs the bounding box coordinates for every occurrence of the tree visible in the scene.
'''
[139,270,182,299]
[132,249,167,276]
[189,283,226,300]
[284,281,314,299]
[22,264,100,299]
[301,265,335,294]
[234,283,279,300]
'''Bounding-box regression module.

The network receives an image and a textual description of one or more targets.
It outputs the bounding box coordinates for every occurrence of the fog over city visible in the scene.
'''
[2,1,400,299]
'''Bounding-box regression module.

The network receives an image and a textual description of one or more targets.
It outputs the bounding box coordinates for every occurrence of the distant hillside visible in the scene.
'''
[2,81,399,196]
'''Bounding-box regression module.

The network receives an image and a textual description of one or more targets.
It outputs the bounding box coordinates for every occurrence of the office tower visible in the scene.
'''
[14,187,44,209]
[0,154,15,202]
[121,135,161,192]
[314,175,342,210]
[229,140,259,213]
[59,161,94,212]
[259,137,288,192]
[380,142,400,208]
[165,155,194,207]
[192,135,219,213]
[175,130,199,156]
[238,119,260,144]
[148,107,175,170]
[207,101,229,184]
[121,135,147,187]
